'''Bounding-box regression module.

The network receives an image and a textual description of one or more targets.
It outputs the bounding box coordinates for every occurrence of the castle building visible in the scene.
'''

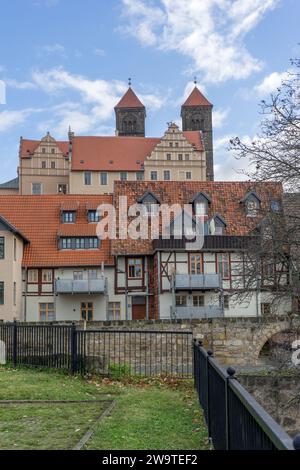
[0,85,213,196]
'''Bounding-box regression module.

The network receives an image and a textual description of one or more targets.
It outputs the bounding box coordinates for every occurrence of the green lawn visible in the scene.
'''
[0,367,208,450]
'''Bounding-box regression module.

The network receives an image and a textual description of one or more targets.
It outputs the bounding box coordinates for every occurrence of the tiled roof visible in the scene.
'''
[71,131,204,171]
[115,87,145,109]
[182,86,212,107]
[0,177,19,190]
[111,181,283,255]
[57,225,97,237]
[0,195,114,268]
[20,139,69,158]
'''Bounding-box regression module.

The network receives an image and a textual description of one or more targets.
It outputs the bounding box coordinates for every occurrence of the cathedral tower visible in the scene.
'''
[115,86,146,137]
[181,86,214,180]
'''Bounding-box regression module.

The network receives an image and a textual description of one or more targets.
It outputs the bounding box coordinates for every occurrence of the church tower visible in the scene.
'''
[114,85,146,137]
[181,85,214,180]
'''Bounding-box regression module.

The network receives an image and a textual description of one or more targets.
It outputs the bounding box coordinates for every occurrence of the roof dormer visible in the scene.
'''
[240,191,261,217]
[190,192,211,216]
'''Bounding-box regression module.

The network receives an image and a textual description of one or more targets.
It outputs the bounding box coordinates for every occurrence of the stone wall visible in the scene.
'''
[239,374,300,437]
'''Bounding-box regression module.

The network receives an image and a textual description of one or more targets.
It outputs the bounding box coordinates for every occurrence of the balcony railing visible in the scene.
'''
[55,278,106,294]
[172,306,224,319]
[174,273,222,290]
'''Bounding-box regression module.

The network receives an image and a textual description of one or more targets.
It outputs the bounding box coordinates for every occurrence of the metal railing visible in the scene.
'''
[55,278,106,294]
[171,305,224,319]
[193,340,300,450]
[0,322,193,378]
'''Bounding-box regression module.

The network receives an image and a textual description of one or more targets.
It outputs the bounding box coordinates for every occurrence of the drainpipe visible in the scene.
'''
[256,253,260,317]
[24,267,27,322]
[145,257,149,320]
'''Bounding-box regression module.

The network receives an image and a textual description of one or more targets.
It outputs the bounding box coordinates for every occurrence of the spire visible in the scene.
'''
[182,86,212,107]
[115,87,145,109]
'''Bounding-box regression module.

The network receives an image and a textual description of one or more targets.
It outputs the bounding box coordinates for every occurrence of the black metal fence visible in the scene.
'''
[193,340,300,451]
[0,322,193,378]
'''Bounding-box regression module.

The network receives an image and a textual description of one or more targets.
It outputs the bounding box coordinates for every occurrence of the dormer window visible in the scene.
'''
[88,210,100,223]
[241,192,261,217]
[137,191,160,216]
[62,211,76,223]
[209,215,227,235]
[190,192,211,217]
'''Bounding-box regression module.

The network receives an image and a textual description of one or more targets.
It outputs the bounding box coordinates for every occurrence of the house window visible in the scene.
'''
[51,161,56,169]
[62,211,76,223]
[150,171,157,181]
[246,199,259,217]
[0,237,4,259]
[190,254,203,275]
[58,184,67,194]
[42,148,46,154]
[73,271,83,280]
[136,172,144,181]
[175,142,179,148]
[108,302,121,321]
[128,258,143,279]
[262,259,275,284]
[219,295,230,310]
[178,154,183,161]
[100,172,108,185]
[13,282,16,306]
[166,154,172,161]
[185,154,190,161]
[14,238,16,261]
[41,161,46,169]
[164,170,171,181]
[84,172,92,186]
[120,172,128,181]
[169,142,173,147]
[42,270,53,283]
[81,302,93,321]
[193,295,204,307]
[186,171,192,180]
[32,183,42,195]
[176,295,187,306]
[88,269,98,280]
[88,210,100,223]
[28,269,38,283]
[0,282,4,305]
[261,303,271,316]
[39,303,55,322]
[217,253,230,279]
[60,237,99,250]
[51,148,55,154]
[195,202,207,216]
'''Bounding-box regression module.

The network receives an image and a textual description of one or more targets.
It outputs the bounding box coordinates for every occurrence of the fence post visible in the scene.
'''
[207,349,213,441]
[13,320,18,367]
[225,366,236,450]
[70,323,78,375]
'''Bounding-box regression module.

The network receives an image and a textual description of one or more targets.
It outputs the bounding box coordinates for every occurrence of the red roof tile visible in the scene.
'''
[115,87,145,109]
[20,139,69,158]
[0,195,114,268]
[182,87,212,107]
[71,132,204,171]
[111,181,283,255]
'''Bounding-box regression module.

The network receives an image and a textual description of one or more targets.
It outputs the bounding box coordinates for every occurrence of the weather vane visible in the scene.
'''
[194,76,197,85]
[128,77,132,87]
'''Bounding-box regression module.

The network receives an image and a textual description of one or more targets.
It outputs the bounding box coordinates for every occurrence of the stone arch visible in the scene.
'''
[252,320,297,362]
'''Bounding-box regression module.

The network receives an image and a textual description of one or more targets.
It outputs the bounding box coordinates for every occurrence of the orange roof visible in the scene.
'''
[0,195,114,268]
[71,132,204,171]
[111,181,283,255]
[182,86,212,107]
[20,139,69,158]
[115,87,145,109]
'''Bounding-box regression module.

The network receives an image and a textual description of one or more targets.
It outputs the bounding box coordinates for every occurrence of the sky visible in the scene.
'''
[0,0,299,183]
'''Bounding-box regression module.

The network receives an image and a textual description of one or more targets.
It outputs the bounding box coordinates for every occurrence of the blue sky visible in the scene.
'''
[0,0,299,183]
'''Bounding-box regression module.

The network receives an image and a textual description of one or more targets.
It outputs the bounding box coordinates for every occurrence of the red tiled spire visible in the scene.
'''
[182,86,212,107]
[115,87,145,109]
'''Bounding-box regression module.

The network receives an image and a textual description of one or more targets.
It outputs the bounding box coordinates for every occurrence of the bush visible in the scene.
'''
[108,362,131,380]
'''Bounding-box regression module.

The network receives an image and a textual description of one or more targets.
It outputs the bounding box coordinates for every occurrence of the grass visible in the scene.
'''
[0,367,209,450]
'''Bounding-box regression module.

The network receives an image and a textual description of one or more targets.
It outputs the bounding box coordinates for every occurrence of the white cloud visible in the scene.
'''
[213,108,230,129]
[37,43,66,57]
[214,133,255,180]
[31,68,165,136]
[5,79,36,90]
[254,71,289,96]
[120,0,279,83]
[94,48,106,57]
[0,108,41,133]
